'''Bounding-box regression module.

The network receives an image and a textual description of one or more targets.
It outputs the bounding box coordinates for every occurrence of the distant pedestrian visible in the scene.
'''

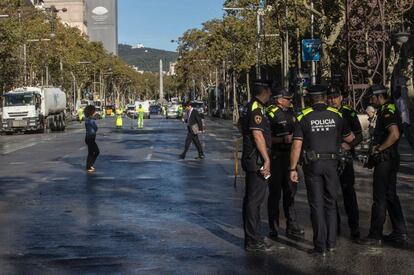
[84,105,100,173]
[366,106,377,139]
[137,104,145,129]
[180,102,204,159]
[395,86,414,149]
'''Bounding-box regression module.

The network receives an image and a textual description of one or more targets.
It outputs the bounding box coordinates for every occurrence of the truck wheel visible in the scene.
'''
[51,118,57,132]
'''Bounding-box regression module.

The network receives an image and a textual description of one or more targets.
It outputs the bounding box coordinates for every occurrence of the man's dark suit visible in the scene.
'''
[181,108,204,158]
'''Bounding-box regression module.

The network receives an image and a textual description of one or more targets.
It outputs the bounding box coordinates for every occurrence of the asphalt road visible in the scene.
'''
[0,116,413,274]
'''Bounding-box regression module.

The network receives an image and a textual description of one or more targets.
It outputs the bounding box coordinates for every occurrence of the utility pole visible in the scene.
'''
[256,10,262,79]
[159,59,164,101]
[283,6,290,88]
[311,0,316,85]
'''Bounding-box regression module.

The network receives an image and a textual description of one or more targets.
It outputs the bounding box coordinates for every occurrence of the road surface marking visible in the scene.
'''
[2,142,37,155]
[111,159,130,163]
[9,162,25,165]
[95,177,115,180]
[145,154,152,161]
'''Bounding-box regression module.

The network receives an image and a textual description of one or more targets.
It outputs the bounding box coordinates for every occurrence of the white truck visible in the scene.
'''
[1,87,67,133]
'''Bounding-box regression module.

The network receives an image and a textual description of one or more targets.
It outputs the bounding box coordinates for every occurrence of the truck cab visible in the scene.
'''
[2,88,42,132]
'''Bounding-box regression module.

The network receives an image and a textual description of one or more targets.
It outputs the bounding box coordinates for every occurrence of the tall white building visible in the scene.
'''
[40,0,88,35]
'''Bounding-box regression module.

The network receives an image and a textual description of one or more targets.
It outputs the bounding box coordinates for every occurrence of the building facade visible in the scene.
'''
[41,0,88,35]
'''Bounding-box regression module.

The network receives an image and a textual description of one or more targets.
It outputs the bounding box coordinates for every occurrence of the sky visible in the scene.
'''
[118,0,225,52]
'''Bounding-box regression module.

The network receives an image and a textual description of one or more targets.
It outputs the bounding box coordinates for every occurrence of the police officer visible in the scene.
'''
[327,86,362,240]
[241,80,273,252]
[266,87,304,238]
[290,85,354,255]
[360,84,408,246]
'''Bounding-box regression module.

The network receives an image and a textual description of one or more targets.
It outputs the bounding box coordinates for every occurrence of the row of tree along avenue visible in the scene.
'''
[0,1,178,110]
[175,0,414,122]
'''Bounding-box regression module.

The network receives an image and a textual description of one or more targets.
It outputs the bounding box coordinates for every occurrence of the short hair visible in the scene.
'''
[254,86,271,97]
[84,105,96,118]
[309,94,327,105]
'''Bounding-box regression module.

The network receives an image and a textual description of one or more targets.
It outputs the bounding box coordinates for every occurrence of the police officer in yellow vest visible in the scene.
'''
[78,107,85,122]
[115,108,123,128]
[266,87,304,239]
[290,85,354,256]
[137,104,145,129]
[240,80,273,252]
[360,84,408,246]
[327,85,363,240]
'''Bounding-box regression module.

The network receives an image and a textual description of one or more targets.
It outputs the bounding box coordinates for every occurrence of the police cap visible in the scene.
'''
[253,79,273,89]
[307,85,328,95]
[327,85,342,98]
[272,87,293,99]
[367,84,387,97]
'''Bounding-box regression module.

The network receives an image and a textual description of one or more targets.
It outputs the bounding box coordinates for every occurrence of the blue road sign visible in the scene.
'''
[302,39,321,62]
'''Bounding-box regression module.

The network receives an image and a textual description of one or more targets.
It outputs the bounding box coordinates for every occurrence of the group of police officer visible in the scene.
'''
[241,80,408,256]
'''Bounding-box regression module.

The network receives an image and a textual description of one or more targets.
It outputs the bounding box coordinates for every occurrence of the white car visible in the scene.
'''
[166,104,179,119]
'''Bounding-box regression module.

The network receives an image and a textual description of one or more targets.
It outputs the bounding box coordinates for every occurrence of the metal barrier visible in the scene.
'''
[233,137,243,188]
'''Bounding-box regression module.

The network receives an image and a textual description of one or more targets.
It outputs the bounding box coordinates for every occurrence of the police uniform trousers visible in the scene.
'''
[303,160,339,250]
[268,150,297,230]
[369,155,407,239]
[337,161,359,232]
[243,171,267,245]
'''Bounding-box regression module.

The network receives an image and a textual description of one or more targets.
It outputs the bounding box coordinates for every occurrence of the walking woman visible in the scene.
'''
[84,105,100,173]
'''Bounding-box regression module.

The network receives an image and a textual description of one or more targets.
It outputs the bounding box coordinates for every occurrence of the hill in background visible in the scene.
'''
[118,44,178,73]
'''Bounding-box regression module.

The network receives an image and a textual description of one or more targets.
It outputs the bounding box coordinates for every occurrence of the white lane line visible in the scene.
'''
[111,159,130,163]
[2,142,38,155]
[135,176,160,180]
[145,154,152,161]
[79,146,86,151]
[9,162,25,165]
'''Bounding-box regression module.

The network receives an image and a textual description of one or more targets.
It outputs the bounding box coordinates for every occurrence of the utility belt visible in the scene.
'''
[242,137,271,172]
[302,150,338,165]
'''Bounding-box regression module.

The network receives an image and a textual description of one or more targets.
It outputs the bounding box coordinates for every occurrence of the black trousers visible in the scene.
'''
[303,160,339,250]
[402,123,414,149]
[369,156,407,239]
[243,171,267,245]
[268,151,297,230]
[183,127,203,157]
[85,136,100,169]
[337,161,360,232]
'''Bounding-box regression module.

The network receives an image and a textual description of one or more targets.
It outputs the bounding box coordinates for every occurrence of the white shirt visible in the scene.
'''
[396,97,410,124]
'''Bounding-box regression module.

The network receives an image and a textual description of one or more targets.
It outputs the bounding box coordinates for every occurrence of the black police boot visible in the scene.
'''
[179,153,186,159]
[245,241,272,252]
[358,235,382,246]
[195,154,205,160]
[383,232,408,244]
[307,247,326,257]
[286,223,305,237]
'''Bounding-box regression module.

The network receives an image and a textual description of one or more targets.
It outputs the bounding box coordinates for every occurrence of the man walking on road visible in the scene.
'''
[180,102,204,160]
[241,80,273,252]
